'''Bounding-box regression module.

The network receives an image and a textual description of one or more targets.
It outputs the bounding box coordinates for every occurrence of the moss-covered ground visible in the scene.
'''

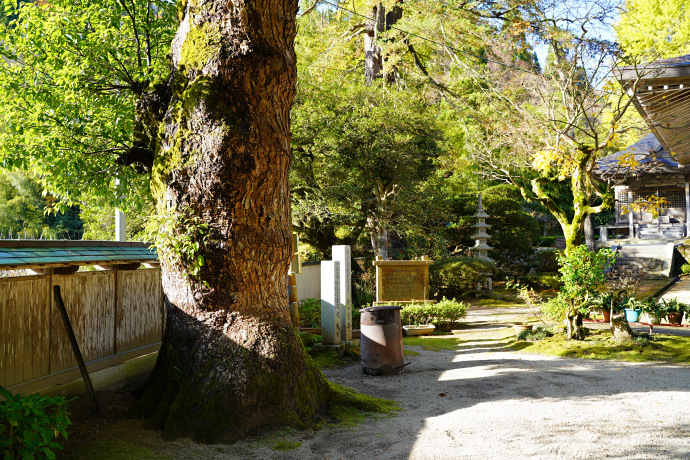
[511,328,690,364]
[65,440,169,460]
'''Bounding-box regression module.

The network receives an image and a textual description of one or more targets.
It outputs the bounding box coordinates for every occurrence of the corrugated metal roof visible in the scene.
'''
[0,241,158,270]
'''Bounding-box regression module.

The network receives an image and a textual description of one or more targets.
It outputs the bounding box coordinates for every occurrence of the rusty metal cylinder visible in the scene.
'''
[359,306,405,375]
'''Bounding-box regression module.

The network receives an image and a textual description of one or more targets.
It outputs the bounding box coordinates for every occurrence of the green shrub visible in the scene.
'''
[516,326,554,341]
[536,249,560,272]
[298,297,320,328]
[541,295,569,320]
[429,257,496,299]
[519,273,561,290]
[681,263,690,276]
[400,298,467,329]
[536,236,558,247]
[297,331,321,348]
[0,386,71,460]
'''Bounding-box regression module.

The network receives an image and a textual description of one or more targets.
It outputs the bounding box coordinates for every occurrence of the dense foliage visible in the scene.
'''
[0,0,176,218]
[0,169,83,239]
[0,386,71,459]
[429,257,497,299]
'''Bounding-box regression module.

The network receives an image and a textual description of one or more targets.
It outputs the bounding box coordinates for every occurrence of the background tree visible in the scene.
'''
[616,0,690,60]
[0,0,175,220]
[291,78,443,259]
[459,1,648,254]
[0,169,83,239]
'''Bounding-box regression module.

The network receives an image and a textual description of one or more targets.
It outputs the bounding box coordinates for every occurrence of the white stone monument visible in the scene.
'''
[332,245,352,342]
[320,260,341,344]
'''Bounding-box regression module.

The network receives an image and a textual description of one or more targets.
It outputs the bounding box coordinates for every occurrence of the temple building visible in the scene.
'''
[593,55,690,276]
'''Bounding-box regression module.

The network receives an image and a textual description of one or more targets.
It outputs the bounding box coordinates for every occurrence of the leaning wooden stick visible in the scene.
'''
[53,285,101,413]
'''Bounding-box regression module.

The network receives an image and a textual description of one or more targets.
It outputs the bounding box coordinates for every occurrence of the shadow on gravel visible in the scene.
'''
[340,336,690,460]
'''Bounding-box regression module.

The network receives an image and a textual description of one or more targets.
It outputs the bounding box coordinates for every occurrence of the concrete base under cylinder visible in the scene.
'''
[359,306,405,375]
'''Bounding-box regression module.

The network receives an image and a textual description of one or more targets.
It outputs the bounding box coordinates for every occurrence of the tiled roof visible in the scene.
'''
[0,241,158,270]
[596,133,690,178]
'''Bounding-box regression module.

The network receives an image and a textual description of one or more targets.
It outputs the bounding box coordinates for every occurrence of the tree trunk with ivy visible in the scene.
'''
[134,0,330,442]
[565,309,585,340]
[522,148,613,256]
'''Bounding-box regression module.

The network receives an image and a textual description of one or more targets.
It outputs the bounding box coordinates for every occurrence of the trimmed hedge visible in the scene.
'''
[400,298,467,330]
[429,257,497,299]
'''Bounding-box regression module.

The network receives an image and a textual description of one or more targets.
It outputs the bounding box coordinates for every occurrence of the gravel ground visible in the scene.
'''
[196,332,690,460]
[64,308,690,460]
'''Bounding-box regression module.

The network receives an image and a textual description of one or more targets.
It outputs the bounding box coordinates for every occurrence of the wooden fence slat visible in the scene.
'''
[39,278,50,378]
[0,283,6,387]
[7,292,17,387]
[3,269,162,390]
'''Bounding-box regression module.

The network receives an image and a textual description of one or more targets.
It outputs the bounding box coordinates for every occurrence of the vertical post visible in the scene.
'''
[288,233,300,327]
[115,209,126,242]
[332,245,352,342]
[628,190,635,238]
[53,286,100,413]
[683,182,690,238]
[320,261,341,345]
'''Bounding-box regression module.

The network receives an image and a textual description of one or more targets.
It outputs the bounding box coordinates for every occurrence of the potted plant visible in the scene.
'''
[401,303,436,336]
[639,298,661,324]
[623,297,643,323]
[660,298,686,325]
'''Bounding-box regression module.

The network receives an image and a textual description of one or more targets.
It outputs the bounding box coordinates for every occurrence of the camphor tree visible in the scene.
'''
[0,0,351,442]
[0,0,174,224]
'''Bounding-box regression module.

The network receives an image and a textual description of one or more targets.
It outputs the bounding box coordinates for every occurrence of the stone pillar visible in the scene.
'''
[332,245,352,341]
[320,261,341,345]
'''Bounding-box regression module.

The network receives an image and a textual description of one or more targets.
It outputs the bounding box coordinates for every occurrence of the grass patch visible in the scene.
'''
[307,345,360,369]
[272,439,302,451]
[403,335,463,351]
[511,328,690,363]
[66,441,168,460]
[327,382,400,427]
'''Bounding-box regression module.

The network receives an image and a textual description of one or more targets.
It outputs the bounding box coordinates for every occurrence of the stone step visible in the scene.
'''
[605,243,676,278]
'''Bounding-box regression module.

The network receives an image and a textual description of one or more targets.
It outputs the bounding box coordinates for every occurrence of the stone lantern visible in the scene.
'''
[471,193,493,289]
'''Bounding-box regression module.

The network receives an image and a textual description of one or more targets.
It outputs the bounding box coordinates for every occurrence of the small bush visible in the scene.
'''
[541,296,569,320]
[516,326,554,341]
[536,236,558,248]
[681,263,690,276]
[0,386,71,460]
[536,249,560,272]
[400,298,467,329]
[298,297,320,328]
[429,257,496,299]
[519,273,561,290]
[298,331,321,348]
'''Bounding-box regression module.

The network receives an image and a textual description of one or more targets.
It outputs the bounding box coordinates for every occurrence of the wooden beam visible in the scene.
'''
[53,285,100,413]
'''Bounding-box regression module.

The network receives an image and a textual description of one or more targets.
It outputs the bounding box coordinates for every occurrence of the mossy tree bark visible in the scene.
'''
[135,0,330,442]
[518,147,613,256]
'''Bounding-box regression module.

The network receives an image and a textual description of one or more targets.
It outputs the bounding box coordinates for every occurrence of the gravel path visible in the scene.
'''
[66,307,690,460]
[149,327,690,460]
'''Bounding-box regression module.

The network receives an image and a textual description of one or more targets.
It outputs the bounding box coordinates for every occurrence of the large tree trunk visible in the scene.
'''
[364,2,403,84]
[135,0,330,442]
